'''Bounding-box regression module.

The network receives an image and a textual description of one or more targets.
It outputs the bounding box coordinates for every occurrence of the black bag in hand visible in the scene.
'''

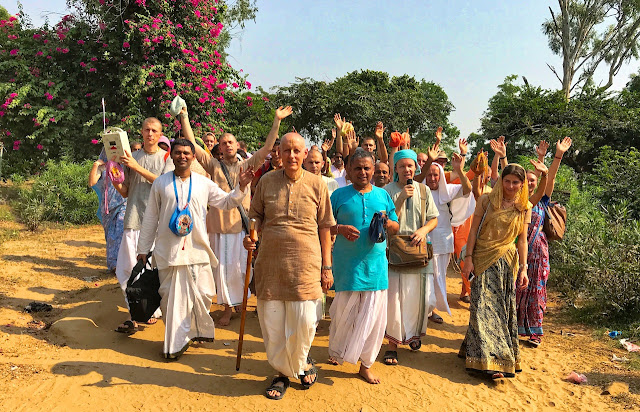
[369,212,387,243]
[126,252,161,322]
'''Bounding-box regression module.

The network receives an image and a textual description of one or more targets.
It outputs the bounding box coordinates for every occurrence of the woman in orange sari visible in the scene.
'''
[459,164,532,379]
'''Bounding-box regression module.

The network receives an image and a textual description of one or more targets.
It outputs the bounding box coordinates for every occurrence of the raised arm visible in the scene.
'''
[375,122,388,164]
[533,140,549,178]
[451,153,471,196]
[528,159,549,206]
[414,143,438,183]
[545,137,572,198]
[321,132,335,175]
[490,136,507,172]
[253,106,293,161]
[179,106,210,165]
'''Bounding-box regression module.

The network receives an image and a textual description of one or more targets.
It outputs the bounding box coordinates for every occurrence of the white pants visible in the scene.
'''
[158,263,216,358]
[386,271,436,345]
[257,299,321,378]
[115,228,160,318]
[209,232,250,306]
[328,290,387,368]
[432,253,452,315]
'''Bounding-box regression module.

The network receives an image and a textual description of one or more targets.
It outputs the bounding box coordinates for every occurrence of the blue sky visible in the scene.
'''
[6,1,638,139]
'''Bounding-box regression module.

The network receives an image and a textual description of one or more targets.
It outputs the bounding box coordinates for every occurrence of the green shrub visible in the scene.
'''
[14,159,98,230]
[589,146,640,219]
[549,170,640,320]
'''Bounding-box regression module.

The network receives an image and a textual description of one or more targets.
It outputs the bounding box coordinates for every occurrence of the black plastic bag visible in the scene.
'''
[125,253,161,322]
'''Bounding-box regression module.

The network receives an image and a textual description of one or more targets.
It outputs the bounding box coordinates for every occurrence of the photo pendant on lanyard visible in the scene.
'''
[169,174,193,237]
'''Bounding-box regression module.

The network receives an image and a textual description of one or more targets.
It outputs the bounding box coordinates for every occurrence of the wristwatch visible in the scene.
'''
[322,265,332,270]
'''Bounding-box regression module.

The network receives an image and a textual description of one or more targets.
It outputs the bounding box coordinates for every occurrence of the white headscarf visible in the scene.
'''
[432,163,475,227]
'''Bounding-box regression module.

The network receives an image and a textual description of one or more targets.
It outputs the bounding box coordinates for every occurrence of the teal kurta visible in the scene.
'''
[330,185,398,292]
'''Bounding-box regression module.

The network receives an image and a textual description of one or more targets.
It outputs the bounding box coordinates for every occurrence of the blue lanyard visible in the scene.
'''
[172,173,192,211]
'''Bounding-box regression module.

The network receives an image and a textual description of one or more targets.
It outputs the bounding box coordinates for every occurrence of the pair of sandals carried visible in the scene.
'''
[384,340,422,365]
[265,357,318,400]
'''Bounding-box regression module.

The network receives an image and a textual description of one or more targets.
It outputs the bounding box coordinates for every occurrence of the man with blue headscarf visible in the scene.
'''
[383,150,439,365]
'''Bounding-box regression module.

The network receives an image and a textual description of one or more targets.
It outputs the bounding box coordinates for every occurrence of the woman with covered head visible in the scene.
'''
[460,163,532,380]
[382,150,439,365]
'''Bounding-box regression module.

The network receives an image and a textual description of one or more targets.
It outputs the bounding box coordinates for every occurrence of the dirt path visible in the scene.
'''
[0,225,638,411]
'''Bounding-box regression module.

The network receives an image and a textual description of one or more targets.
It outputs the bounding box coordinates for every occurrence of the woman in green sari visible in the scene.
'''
[460,164,532,379]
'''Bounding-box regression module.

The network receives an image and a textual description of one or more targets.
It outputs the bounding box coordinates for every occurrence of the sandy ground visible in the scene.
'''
[0,224,638,411]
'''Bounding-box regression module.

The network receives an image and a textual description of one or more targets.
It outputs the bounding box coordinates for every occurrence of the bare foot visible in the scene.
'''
[359,364,380,384]
[218,305,232,326]
[144,317,158,325]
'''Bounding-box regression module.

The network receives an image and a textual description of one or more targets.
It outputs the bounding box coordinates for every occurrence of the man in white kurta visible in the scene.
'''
[180,106,292,326]
[136,139,250,359]
[425,160,474,322]
[303,148,339,195]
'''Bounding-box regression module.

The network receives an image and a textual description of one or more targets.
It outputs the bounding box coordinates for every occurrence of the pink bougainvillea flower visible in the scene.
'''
[9,49,18,55]
[217,83,227,89]
[49,117,55,122]
[48,81,54,87]
[91,139,99,144]
[37,144,43,150]
[85,93,92,97]
[245,81,251,89]
[217,96,225,104]
[164,113,171,118]
[9,93,17,98]
[91,57,98,61]
[89,68,97,72]
[262,97,270,101]
[80,62,87,67]
[232,82,239,88]
[77,39,85,45]
[45,92,53,100]
[246,96,252,100]
[33,34,41,39]
[123,42,130,48]
[147,96,153,101]
[0,111,4,117]
[165,80,175,88]
[36,51,43,56]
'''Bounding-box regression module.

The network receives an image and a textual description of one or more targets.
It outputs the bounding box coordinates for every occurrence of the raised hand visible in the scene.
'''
[375,121,384,140]
[238,166,255,189]
[427,143,439,162]
[333,113,344,129]
[275,106,293,121]
[490,136,506,157]
[458,138,468,156]
[451,152,465,172]
[556,136,572,155]
[331,128,337,140]
[535,140,549,158]
[402,128,411,148]
[529,159,548,176]
[346,129,359,151]
[435,127,443,145]
[321,135,335,153]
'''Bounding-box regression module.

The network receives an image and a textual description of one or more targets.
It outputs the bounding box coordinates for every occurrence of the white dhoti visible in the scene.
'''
[328,290,387,368]
[432,253,452,315]
[115,228,140,301]
[257,299,321,378]
[158,263,216,358]
[209,232,250,306]
[386,269,436,345]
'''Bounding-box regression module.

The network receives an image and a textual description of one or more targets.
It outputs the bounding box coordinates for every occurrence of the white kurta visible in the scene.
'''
[209,231,250,306]
[328,290,387,368]
[427,165,475,316]
[331,166,346,179]
[257,299,322,378]
[136,171,247,358]
[321,175,340,195]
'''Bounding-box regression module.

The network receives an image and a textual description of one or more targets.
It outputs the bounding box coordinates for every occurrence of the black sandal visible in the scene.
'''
[383,350,398,365]
[300,365,318,389]
[115,320,138,334]
[265,376,290,400]
[409,340,422,351]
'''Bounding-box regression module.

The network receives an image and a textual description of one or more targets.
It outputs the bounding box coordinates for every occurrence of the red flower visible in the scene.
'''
[245,81,251,89]
[9,49,18,56]
[165,80,175,88]
[91,139,99,144]
[123,42,130,48]
[77,39,85,45]
[37,144,44,150]
[147,96,153,102]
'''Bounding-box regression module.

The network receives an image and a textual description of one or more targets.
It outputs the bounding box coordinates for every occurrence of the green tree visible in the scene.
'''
[0,0,257,176]
[544,0,640,101]
[270,70,459,150]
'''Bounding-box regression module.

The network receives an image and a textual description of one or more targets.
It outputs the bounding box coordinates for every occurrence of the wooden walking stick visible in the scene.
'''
[236,218,256,371]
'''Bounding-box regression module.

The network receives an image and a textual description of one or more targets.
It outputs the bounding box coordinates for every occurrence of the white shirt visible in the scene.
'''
[428,187,464,255]
[321,175,340,195]
[137,172,247,269]
[331,165,346,179]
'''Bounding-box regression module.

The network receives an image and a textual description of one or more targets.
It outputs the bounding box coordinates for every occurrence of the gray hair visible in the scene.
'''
[348,147,375,166]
